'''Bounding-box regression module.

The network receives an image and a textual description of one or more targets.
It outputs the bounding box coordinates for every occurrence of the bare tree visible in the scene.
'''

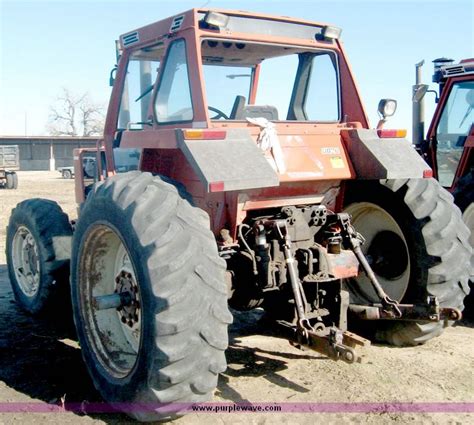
[48,88,105,136]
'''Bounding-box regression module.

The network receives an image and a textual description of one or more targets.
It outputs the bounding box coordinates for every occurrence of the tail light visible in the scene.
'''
[377,129,407,138]
[183,129,227,140]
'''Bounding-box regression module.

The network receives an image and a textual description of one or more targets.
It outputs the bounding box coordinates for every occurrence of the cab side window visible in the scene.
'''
[155,39,193,124]
[304,53,339,121]
[118,47,162,130]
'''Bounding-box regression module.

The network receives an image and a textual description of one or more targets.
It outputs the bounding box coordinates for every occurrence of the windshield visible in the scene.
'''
[203,64,252,119]
[201,39,340,122]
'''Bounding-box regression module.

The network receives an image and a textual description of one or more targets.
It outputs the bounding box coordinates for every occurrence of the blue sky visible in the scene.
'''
[0,0,473,138]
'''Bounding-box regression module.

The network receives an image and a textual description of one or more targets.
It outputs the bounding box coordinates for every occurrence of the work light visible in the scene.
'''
[204,12,229,29]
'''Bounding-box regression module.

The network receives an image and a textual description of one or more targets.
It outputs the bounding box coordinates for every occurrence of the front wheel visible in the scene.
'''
[6,199,72,313]
[5,172,15,189]
[71,172,232,422]
[11,172,18,189]
[344,178,472,346]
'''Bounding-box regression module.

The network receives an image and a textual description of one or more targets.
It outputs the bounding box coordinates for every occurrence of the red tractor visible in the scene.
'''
[413,58,473,247]
[6,9,472,421]
[412,58,474,313]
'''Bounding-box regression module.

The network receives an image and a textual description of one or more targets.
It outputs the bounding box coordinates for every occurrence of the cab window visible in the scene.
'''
[201,39,339,122]
[118,46,162,130]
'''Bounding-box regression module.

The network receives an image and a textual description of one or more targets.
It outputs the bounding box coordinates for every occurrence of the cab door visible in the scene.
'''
[428,76,474,191]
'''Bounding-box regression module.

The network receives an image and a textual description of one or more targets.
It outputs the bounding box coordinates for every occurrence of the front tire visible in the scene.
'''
[11,172,18,189]
[71,171,232,422]
[5,172,14,189]
[6,199,72,314]
[344,178,472,346]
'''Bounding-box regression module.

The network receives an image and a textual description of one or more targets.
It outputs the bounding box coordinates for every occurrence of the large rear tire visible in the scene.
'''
[344,178,472,346]
[6,199,72,314]
[453,170,474,315]
[70,171,231,422]
[453,170,473,248]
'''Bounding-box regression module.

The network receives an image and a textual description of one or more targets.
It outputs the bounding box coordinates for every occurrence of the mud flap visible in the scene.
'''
[341,129,432,179]
[177,129,279,192]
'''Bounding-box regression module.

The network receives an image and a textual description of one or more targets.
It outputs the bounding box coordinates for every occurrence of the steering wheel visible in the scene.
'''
[208,106,229,120]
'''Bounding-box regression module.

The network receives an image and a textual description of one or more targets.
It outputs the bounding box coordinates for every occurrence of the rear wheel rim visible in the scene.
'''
[344,202,410,303]
[11,226,40,297]
[79,223,142,378]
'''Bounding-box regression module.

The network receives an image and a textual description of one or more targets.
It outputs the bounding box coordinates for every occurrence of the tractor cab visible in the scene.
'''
[113,10,352,132]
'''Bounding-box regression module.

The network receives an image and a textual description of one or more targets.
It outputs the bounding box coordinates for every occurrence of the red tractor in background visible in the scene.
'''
[5,9,472,421]
[412,58,474,312]
[413,58,473,246]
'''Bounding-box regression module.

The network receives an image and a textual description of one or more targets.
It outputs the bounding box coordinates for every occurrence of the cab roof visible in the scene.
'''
[119,8,337,51]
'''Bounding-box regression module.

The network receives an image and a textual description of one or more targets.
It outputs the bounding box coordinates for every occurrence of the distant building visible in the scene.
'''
[0,136,97,170]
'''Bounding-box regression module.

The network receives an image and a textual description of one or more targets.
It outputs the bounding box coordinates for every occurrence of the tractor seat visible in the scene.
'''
[236,105,279,121]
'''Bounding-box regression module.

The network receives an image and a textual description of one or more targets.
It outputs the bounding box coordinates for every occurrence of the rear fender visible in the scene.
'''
[177,128,279,192]
[341,129,432,179]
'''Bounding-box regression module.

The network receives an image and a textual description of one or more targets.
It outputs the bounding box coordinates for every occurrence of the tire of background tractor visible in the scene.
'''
[453,170,474,248]
[70,171,232,422]
[344,178,472,346]
[6,199,73,314]
[11,172,18,189]
[62,169,72,179]
[5,173,14,189]
[453,170,474,315]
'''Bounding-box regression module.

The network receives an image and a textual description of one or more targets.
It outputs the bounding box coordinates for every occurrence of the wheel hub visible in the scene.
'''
[367,230,409,280]
[12,227,40,297]
[115,270,140,328]
[79,224,142,378]
[343,202,411,303]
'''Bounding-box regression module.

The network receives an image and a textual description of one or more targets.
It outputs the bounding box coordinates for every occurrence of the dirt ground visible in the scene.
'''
[0,171,472,424]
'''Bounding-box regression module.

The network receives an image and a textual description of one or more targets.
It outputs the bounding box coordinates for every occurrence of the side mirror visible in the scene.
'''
[413,85,429,102]
[109,65,117,87]
[378,99,397,119]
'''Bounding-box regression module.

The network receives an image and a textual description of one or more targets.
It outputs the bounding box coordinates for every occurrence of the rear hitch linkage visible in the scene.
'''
[349,296,462,323]
[269,219,368,364]
[337,214,403,318]
[334,213,462,324]
[263,213,461,364]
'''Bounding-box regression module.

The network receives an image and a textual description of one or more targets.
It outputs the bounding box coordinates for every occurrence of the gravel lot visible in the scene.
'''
[0,171,472,424]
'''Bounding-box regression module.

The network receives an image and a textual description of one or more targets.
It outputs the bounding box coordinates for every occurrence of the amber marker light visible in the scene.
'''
[377,129,408,138]
[183,129,227,140]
